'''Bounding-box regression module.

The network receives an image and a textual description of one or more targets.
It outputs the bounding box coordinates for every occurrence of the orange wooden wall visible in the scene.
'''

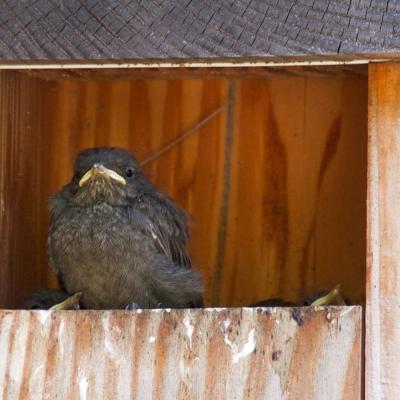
[0,72,51,308]
[0,71,367,308]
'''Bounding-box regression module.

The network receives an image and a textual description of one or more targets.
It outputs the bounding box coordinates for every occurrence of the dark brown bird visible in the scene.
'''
[48,147,203,309]
[250,284,349,308]
[249,298,296,307]
[22,288,70,309]
[22,289,82,310]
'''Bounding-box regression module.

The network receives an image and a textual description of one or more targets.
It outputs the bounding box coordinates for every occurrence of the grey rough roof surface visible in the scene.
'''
[0,0,399,61]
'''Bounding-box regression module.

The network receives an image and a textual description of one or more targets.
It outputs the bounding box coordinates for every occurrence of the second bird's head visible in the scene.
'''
[66,147,144,206]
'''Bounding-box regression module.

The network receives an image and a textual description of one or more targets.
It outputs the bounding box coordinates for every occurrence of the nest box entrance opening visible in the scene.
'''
[0,66,367,309]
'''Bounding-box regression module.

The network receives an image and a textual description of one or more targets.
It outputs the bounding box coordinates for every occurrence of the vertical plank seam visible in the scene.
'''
[213,79,236,305]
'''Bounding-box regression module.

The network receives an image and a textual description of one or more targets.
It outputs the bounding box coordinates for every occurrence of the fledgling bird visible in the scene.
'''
[249,298,296,307]
[48,147,203,309]
[251,284,350,308]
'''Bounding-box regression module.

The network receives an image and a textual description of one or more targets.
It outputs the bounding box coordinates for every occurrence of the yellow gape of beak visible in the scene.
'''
[79,164,127,187]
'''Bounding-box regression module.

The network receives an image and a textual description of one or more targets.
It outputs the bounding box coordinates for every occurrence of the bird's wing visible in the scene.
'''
[129,195,192,269]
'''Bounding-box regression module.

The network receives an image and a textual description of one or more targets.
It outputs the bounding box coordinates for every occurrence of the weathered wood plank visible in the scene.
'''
[0,1,398,61]
[367,62,400,400]
[24,65,368,81]
[0,307,361,400]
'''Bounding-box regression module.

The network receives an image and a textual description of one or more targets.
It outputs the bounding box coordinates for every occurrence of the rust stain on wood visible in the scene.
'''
[213,79,236,305]
[299,116,342,295]
[0,307,361,399]
[219,76,367,306]
[262,104,289,295]
[317,116,342,191]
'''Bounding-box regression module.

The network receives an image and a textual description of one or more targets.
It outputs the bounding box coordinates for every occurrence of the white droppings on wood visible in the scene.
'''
[136,309,142,314]
[205,307,229,312]
[38,310,51,325]
[78,375,88,400]
[104,336,115,356]
[102,316,116,357]
[236,329,256,363]
[224,328,256,364]
[223,318,231,330]
[149,336,156,343]
[183,314,194,349]
[165,308,171,313]
[326,312,332,321]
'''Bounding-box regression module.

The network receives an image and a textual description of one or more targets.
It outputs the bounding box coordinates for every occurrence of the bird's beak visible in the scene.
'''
[79,164,126,187]
[310,284,346,307]
[49,292,82,310]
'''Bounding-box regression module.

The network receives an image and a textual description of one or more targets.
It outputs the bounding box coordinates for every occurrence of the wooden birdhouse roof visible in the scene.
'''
[0,0,399,64]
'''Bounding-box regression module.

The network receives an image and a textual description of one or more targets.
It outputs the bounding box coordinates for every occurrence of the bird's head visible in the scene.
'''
[67,147,143,206]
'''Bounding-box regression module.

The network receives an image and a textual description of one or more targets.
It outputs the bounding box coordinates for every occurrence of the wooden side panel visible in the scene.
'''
[367,62,400,400]
[220,76,367,305]
[0,71,53,308]
[0,307,361,400]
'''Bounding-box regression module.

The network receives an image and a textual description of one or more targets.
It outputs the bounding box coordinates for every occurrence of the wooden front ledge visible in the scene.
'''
[0,307,361,400]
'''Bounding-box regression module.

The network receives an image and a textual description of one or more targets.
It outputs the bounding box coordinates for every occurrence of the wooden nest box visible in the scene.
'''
[0,1,399,399]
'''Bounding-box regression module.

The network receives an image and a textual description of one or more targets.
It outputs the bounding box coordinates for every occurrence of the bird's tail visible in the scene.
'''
[150,256,204,308]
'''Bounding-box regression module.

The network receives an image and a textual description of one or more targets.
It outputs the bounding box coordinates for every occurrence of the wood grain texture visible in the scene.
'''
[219,76,367,306]
[0,71,53,308]
[0,307,361,400]
[0,0,399,61]
[0,71,367,308]
[366,62,400,400]
[25,65,368,81]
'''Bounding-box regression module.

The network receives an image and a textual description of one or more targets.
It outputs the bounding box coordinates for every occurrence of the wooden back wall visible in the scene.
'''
[0,71,367,308]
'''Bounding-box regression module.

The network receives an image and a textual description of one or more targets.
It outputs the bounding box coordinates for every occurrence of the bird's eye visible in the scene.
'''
[125,168,134,178]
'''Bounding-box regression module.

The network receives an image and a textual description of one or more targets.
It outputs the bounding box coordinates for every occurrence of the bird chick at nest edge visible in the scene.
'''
[46,147,203,310]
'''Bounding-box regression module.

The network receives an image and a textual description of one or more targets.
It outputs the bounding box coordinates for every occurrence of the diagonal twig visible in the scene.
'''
[140,104,226,167]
